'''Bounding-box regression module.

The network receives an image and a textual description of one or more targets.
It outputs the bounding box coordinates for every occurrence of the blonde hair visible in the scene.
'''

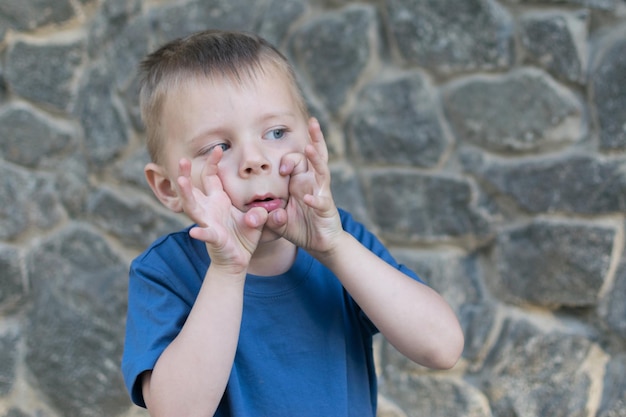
[138,30,309,163]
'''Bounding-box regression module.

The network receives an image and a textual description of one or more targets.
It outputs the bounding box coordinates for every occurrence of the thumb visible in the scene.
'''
[244,206,269,229]
[279,152,308,176]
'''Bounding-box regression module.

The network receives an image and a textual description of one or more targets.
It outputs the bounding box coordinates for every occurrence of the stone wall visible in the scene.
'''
[1,0,625,416]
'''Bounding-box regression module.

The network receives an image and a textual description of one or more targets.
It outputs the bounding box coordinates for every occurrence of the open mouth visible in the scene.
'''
[247,195,283,212]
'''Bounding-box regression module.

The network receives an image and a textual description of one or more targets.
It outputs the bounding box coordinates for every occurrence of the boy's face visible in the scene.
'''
[155,66,309,222]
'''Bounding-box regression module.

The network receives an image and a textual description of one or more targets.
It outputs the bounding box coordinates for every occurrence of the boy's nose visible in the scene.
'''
[239,145,271,177]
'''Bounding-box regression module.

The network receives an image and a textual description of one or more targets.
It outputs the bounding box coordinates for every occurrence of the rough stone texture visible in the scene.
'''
[598,354,626,417]
[443,68,583,153]
[0,105,75,168]
[385,0,513,75]
[347,72,448,168]
[0,0,75,32]
[502,0,618,10]
[74,64,129,166]
[0,329,18,396]
[0,243,25,314]
[591,25,626,151]
[25,224,130,417]
[86,186,187,249]
[4,39,84,111]
[1,0,625,416]
[492,219,615,307]
[478,319,598,417]
[289,5,376,114]
[600,253,626,340]
[363,171,491,243]
[0,164,65,240]
[519,10,589,84]
[380,373,492,417]
[465,152,626,214]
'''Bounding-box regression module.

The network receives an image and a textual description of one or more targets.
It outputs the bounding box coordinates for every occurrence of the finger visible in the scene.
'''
[177,158,212,225]
[304,142,330,188]
[308,117,328,163]
[200,147,225,195]
[244,207,269,229]
[303,193,333,211]
[188,224,218,243]
[266,208,288,231]
[279,152,308,176]
[176,159,199,211]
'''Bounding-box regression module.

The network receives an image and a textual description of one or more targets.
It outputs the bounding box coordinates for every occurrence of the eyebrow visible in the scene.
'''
[187,126,225,148]
[258,110,299,124]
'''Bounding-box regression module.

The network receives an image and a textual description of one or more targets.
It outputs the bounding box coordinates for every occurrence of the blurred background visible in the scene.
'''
[0,0,625,416]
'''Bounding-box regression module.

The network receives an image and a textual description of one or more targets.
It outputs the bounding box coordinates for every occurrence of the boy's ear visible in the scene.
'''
[144,162,183,212]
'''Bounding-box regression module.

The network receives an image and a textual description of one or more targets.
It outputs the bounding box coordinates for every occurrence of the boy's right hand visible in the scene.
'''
[176,148,267,274]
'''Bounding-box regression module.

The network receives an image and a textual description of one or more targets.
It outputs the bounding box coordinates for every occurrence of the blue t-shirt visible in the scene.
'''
[121,209,421,416]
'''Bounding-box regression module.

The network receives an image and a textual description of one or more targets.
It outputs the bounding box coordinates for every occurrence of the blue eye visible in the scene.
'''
[265,128,286,140]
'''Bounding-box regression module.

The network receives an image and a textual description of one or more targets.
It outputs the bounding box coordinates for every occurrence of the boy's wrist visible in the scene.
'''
[309,230,351,267]
[207,262,248,284]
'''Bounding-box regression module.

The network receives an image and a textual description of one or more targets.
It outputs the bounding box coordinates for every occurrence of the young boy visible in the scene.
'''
[121,29,464,417]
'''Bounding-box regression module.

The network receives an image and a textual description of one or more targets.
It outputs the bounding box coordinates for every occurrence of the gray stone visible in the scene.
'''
[0,105,74,168]
[0,0,75,31]
[492,219,615,308]
[380,373,492,417]
[74,63,129,166]
[86,0,142,58]
[591,26,626,151]
[107,16,151,91]
[5,39,83,111]
[100,0,141,20]
[479,319,595,417]
[86,186,187,249]
[54,153,91,217]
[346,72,448,168]
[465,152,626,214]
[519,10,588,84]
[363,171,491,243]
[2,409,31,417]
[598,354,626,417]
[392,249,481,309]
[502,0,618,10]
[443,68,583,153]
[256,0,308,47]
[330,165,372,227]
[148,0,265,44]
[0,164,36,240]
[384,0,513,75]
[25,223,131,417]
[289,4,376,113]
[0,329,19,395]
[600,255,626,340]
[0,164,63,234]
[116,147,151,189]
[0,67,7,104]
[0,243,25,314]
[31,175,66,231]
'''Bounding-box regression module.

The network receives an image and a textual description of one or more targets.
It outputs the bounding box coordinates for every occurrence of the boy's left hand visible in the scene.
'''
[266,118,343,255]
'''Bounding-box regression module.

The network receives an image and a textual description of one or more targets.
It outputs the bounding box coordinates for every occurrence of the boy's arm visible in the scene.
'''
[270,118,464,369]
[142,264,246,417]
[315,232,464,369]
[142,152,268,417]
